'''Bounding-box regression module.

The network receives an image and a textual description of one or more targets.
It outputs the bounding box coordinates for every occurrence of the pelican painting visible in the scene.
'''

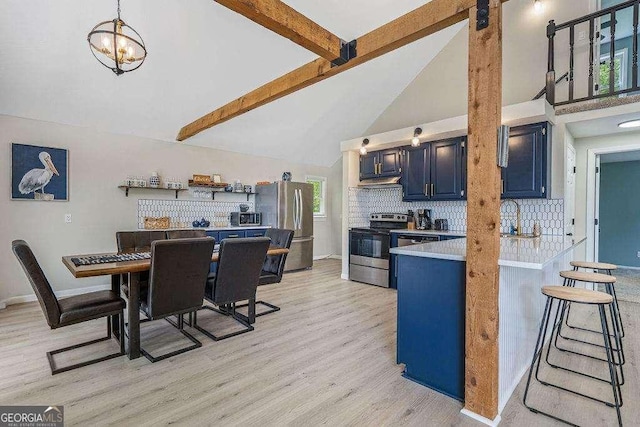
[12,143,68,201]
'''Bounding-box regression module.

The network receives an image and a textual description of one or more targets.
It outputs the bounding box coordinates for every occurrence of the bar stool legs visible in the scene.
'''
[523,288,623,426]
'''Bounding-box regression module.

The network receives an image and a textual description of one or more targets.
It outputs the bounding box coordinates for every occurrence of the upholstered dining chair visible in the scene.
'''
[237,228,294,317]
[12,240,126,375]
[134,237,214,362]
[194,237,270,341]
[116,231,166,299]
[166,230,207,239]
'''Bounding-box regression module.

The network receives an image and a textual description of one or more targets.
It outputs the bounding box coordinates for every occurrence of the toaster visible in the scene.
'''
[434,219,449,231]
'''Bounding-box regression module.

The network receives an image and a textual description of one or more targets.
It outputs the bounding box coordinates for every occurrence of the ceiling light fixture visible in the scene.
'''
[87,0,147,75]
[360,138,370,155]
[619,119,640,128]
[533,0,544,13]
[411,128,423,147]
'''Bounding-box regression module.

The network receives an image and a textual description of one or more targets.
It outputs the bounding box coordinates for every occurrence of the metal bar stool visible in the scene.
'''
[556,270,625,372]
[570,261,623,338]
[523,286,623,426]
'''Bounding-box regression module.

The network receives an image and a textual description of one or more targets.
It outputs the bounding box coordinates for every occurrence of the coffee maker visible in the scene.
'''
[416,209,432,230]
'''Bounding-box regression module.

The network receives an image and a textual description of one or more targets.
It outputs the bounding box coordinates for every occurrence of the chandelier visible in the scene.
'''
[87,0,147,75]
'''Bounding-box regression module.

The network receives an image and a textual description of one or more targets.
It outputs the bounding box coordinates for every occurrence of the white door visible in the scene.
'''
[565,145,576,236]
[594,156,601,261]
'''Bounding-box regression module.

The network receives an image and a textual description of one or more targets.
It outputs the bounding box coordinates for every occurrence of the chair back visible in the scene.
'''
[166,230,207,239]
[211,237,271,304]
[147,237,215,319]
[116,231,166,253]
[11,240,60,328]
[262,229,294,279]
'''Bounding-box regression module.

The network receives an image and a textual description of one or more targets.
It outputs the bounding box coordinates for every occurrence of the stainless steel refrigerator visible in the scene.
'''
[255,181,313,271]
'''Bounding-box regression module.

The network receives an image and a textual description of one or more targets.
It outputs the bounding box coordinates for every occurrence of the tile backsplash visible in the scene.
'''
[348,187,564,236]
[137,199,254,229]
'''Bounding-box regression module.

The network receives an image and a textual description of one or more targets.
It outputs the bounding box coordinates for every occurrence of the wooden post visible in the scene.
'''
[465,0,502,421]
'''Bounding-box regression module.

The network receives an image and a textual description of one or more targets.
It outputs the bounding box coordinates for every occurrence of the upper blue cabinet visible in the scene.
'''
[359,148,402,180]
[400,137,466,201]
[501,122,550,199]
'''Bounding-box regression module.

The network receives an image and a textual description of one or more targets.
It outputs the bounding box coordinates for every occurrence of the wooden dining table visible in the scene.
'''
[62,246,289,359]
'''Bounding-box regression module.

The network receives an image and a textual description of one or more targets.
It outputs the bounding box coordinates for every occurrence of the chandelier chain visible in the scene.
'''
[117,0,121,20]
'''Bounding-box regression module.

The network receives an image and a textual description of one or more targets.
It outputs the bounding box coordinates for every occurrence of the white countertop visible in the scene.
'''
[390,235,586,270]
[389,229,466,237]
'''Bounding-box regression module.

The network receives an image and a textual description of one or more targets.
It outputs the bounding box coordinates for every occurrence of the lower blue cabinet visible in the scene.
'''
[245,229,267,237]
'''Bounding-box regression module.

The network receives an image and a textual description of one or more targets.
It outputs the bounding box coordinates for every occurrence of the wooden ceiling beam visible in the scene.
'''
[215,0,344,62]
[177,0,479,141]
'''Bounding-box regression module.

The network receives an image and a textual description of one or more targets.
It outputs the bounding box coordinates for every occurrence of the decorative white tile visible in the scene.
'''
[348,187,564,236]
[137,199,254,229]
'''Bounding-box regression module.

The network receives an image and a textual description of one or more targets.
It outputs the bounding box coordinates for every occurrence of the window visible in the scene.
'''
[599,49,627,94]
[306,176,327,218]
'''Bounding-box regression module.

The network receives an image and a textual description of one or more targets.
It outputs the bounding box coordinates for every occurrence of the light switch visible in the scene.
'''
[65,214,72,223]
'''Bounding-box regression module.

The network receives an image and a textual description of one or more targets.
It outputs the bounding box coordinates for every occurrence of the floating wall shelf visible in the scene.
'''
[118,185,186,199]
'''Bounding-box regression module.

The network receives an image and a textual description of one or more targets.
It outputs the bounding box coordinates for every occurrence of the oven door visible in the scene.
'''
[349,230,390,269]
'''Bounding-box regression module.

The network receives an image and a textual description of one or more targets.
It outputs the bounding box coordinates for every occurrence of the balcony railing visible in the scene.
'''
[546,0,640,106]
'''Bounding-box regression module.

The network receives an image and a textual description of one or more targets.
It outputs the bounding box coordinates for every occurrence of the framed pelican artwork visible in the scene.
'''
[11,143,68,201]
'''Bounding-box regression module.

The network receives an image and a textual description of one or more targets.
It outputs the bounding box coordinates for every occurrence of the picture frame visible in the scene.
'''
[11,143,69,201]
[212,174,222,184]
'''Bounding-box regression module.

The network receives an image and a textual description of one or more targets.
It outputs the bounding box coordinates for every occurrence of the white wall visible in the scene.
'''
[0,115,340,305]
[573,130,640,239]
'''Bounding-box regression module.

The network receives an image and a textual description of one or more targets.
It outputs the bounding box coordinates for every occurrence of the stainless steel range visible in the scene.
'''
[349,213,408,288]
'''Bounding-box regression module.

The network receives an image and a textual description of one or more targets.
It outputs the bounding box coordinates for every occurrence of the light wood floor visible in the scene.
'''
[0,259,637,426]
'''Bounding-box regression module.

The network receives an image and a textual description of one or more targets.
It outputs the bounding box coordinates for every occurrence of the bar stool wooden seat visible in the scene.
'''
[523,286,622,426]
[571,260,618,272]
[560,270,616,284]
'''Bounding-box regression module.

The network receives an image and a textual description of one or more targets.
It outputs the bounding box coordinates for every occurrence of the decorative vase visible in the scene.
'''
[282,172,292,181]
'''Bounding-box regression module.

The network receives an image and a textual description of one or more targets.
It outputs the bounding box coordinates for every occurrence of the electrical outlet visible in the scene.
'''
[64,214,72,223]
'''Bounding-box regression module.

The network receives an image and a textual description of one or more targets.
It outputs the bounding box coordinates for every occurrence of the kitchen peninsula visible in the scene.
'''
[390,235,586,413]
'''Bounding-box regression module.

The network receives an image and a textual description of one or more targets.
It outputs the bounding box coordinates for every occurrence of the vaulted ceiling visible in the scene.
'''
[0,0,463,167]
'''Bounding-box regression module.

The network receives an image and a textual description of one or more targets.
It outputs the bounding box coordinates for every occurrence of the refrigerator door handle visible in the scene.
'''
[294,189,299,230]
[296,189,302,230]
[299,189,304,230]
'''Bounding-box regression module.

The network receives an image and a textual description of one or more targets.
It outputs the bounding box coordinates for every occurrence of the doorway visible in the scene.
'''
[588,147,640,302]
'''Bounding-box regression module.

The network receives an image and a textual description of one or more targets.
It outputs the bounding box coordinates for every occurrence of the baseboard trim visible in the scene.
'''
[340,273,349,280]
[616,265,640,271]
[313,254,342,261]
[0,284,111,310]
[460,409,501,427]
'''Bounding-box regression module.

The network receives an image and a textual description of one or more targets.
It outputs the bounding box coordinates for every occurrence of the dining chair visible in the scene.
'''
[166,230,207,239]
[133,237,214,362]
[237,228,294,317]
[12,240,126,375]
[116,231,166,300]
[194,237,270,341]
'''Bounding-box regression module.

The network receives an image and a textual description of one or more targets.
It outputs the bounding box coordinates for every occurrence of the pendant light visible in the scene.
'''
[411,128,422,147]
[87,0,147,75]
[533,0,544,13]
[360,138,370,155]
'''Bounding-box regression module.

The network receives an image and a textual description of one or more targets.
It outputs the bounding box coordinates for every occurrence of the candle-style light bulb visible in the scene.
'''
[534,0,543,13]
[101,36,111,53]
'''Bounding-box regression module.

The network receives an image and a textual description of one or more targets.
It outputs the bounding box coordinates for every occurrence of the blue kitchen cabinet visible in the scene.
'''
[360,151,379,180]
[359,148,402,180]
[244,228,267,237]
[396,255,466,401]
[501,122,549,199]
[431,137,465,200]
[219,230,246,240]
[401,137,466,201]
[401,146,430,201]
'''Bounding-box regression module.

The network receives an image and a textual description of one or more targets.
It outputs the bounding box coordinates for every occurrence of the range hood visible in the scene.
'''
[358,176,401,188]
